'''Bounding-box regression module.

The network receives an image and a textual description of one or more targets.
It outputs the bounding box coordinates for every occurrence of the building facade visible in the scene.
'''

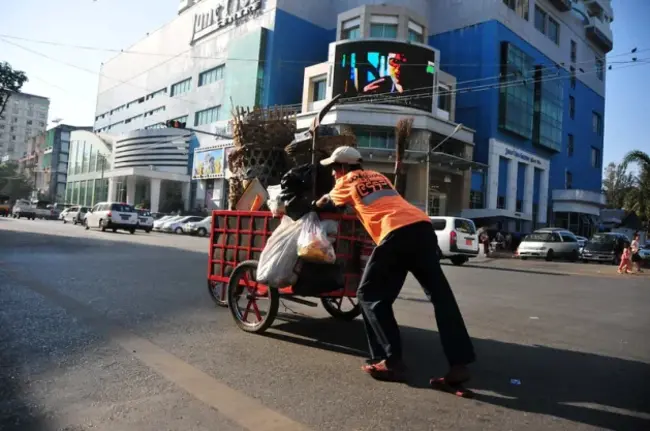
[93,0,611,231]
[65,130,113,207]
[0,91,49,162]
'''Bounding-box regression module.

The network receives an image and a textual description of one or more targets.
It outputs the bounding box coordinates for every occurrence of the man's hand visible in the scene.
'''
[315,195,331,208]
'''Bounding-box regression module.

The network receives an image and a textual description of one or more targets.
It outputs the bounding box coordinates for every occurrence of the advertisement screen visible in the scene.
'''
[332,41,436,112]
[192,148,225,180]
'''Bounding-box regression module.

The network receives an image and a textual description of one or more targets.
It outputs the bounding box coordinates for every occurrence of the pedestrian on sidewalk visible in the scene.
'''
[479,228,490,257]
[630,233,643,273]
[315,146,476,385]
[618,243,632,274]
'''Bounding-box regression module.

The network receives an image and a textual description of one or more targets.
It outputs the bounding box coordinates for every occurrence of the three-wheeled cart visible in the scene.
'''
[206,210,373,333]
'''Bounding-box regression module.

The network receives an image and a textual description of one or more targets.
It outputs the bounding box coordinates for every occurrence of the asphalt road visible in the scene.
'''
[1,217,649,431]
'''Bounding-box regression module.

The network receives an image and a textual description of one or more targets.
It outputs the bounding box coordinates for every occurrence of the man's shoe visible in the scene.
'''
[361,359,407,382]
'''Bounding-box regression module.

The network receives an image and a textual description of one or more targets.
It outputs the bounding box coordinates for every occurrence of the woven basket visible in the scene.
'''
[285,135,357,166]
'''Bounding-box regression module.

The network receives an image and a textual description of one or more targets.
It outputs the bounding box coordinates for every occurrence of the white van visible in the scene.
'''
[430,217,480,266]
[84,202,138,234]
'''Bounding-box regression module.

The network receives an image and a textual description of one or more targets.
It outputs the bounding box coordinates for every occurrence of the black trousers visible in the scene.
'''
[357,221,476,367]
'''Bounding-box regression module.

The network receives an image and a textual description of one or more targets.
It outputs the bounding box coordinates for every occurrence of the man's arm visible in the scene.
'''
[314,194,340,212]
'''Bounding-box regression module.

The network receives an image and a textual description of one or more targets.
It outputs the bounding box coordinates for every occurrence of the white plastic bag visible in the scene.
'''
[320,220,339,245]
[257,216,301,287]
[297,212,337,263]
[266,184,285,217]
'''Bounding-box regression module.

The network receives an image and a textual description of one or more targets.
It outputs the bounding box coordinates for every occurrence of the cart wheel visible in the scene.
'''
[227,260,279,333]
[321,296,362,321]
[207,279,228,307]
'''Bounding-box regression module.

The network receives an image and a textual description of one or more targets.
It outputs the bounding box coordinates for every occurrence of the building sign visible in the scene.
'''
[332,40,437,112]
[505,148,543,166]
[193,148,225,179]
[191,0,262,43]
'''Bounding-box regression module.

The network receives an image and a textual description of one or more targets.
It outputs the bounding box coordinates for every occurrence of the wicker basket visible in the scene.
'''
[285,135,357,166]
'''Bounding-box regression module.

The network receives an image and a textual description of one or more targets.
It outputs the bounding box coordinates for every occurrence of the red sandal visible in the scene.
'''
[361,360,407,382]
[429,377,474,398]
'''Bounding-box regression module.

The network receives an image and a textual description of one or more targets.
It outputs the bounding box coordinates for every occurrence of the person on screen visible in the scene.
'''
[363,53,406,94]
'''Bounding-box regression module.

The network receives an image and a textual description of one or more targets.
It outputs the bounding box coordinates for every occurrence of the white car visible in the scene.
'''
[517,228,579,262]
[63,205,89,225]
[182,216,212,236]
[84,202,138,234]
[162,216,204,234]
[153,215,181,231]
[430,216,479,266]
[59,207,73,220]
[136,209,154,233]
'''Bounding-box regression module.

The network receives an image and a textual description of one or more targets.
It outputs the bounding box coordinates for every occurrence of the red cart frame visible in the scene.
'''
[207,210,373,333]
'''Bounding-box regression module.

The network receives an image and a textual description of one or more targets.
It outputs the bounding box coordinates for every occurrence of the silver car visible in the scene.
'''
[517,228,580,262]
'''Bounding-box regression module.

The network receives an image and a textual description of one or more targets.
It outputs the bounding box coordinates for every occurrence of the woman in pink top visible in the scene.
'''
[618,244,632,274]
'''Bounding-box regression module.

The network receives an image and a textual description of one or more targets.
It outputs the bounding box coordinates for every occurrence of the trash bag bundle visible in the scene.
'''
[256,216,301,287]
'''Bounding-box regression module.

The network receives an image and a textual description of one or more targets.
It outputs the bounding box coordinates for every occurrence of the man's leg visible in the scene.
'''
[357,233,407,368]
[406,223,475,380]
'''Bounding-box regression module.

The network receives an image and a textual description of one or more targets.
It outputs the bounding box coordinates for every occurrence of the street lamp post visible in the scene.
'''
[425,123,463,216]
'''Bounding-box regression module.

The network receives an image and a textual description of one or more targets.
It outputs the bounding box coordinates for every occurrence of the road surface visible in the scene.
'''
[1,217,649,431]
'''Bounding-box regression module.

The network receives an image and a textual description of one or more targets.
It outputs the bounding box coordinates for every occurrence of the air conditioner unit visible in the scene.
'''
[178,0,197,14]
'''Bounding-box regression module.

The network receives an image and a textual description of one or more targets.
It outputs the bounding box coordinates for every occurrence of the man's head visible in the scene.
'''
[320,146,363,179]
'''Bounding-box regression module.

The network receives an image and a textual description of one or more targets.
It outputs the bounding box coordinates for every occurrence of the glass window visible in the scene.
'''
[595,58,604,81]
[566,171,573,189]
[567,134,574,156]
[534,6,547,33]
[169,115,188,125]
[437,86,452,111]
[198,65,225,87]
[370,24,398,38]
[570,40,577,63]
[570,66,576,89]
[430,218,447,231]
[312,79,326,102]
[533,66,563,152]
[408,30,424,43]
[503,0,529,20]
[194,106,221,126]
[569,96,575,119]
[524,232,554,242]
[561,233,577,242]
[592,112,602,135]
[341,26,360,40]
[170,78,192,97]
[353,128,395,149]
[547,17,559,44]
[497,196,506,209]
[498,42,534,140]
[591,147,601,168]
[454,219,476,234]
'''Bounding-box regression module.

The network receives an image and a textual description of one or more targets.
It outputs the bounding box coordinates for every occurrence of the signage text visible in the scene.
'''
[505,148,542,166]
[191,0,262,43]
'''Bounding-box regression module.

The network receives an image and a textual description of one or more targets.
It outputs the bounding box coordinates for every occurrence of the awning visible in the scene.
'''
[461,208,533,222]
[429,152,488,172]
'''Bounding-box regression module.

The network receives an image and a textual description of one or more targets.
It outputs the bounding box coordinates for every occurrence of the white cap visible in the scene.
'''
[320,146,363,166]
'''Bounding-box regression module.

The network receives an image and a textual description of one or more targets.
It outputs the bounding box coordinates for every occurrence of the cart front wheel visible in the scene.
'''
[207,279,228,307]
[321,296,362,321]
[228,260,279,333]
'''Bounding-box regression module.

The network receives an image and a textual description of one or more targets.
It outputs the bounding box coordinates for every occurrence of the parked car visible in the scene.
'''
[136,209,154,233]
[575,236,588,255]
[0,196,11,217]
[581,232,628,265]
[63,206,89,225]
[429,216,479,266]
[153,215,180,231]
[517,228,580,262]
[84,202,138,234]
[638,244,650,262]
[182,216,212,237]
[59,207,73,220]
[12,199,36,219]
[162,216,205,234]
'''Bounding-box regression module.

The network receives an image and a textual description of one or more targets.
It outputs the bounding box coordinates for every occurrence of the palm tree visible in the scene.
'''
[622,150,650,221]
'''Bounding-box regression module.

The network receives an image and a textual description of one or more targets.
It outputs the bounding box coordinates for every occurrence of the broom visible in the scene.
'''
[393,118,413,196]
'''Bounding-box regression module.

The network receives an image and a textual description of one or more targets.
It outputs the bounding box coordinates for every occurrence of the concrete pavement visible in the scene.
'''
[1,217,649,431]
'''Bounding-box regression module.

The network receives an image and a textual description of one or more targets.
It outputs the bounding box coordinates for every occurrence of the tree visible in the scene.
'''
[622,150,650,221]
[0,62,28,120]
[602,162,635,209]
[0,161,33,202]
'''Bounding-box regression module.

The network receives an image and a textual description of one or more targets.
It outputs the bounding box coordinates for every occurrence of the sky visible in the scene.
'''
[1,0,648,167]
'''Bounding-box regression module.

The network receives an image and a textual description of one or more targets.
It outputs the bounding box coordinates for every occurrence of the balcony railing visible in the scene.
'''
[548,0,571,12]
[584,0,608,17]
[585,15,613,53]
[552,189,606,206]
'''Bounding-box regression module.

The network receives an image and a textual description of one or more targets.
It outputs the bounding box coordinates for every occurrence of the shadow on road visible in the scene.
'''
[441,262,568,277]
[268,316,650,431]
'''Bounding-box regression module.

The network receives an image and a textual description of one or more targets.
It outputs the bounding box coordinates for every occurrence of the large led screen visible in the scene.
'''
[332,41,437,112]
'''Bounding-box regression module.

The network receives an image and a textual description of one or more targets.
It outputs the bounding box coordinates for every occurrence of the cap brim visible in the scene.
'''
[320,156,336,166]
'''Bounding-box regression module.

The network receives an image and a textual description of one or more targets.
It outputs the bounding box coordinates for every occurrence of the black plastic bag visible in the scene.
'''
[292,259,345,296]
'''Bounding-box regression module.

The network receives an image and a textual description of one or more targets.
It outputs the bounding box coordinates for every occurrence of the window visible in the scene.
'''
[170,78,192,97]
[547,18,559,44]
[497,196,506,209]
[194,106,221,126]
[516,199,523,212]
[567,134,574,157]
[454,219,476,234]
[370,23,398,38]
[595,57,604,81]
[560,233,577,243]
[498,42,535,140]
[534,6,547,33]
[592,112,603,135]
[430,219,447,231]
[408,21,424,43]
[437,85,452,111]
[566,171,573,189]
[570,66,576,89]
[569,96,575,119]
[534,6,559,44]
[312,79,326,102]
[570,40,577,63]
[469,191,484,209]
[170,115,188,124]
[533,65,563,152]
[199,65,225,87]
[341,18,360,40]
[353,128,395,149]
[503,0,529,20]
[591,147,601,168]
[146,88,167,100]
